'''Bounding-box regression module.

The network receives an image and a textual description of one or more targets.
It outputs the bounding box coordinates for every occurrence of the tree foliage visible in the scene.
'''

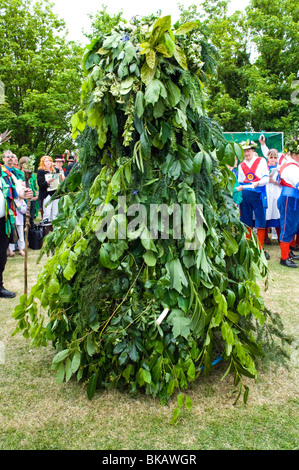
[178,0,299,137]
[12,13,289,405]
[0,0,83,158]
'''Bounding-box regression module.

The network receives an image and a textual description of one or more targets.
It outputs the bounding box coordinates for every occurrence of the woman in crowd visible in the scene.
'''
[265,149,282,243]
[37,155,59,223]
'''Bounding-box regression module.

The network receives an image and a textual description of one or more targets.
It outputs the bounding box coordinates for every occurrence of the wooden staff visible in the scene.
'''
[24,169,33,296]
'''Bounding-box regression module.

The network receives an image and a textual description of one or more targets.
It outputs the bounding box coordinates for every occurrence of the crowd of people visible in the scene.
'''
[1,130,299,300]
[231,134,299,268]
[0,142,78,298]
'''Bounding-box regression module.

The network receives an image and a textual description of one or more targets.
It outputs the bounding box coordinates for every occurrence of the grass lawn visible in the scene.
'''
[0,242,298,450]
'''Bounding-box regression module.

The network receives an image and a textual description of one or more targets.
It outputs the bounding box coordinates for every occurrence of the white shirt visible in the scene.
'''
[238,155,269,186]
[280,158,299,188]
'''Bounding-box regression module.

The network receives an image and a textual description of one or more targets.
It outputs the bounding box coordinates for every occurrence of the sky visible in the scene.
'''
[50,0,250,44]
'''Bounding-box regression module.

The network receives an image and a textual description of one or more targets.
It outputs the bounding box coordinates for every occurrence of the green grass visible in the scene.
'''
[0,243,298,450]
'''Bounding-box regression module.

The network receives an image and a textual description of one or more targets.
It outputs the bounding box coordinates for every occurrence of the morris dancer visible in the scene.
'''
[236,140,270,259]
[278,136,299,268]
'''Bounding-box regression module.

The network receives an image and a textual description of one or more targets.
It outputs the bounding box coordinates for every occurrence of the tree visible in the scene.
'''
[13,14,287,404]
[245,0,299,135]
[0,0,83,158]
[178,0,299,136]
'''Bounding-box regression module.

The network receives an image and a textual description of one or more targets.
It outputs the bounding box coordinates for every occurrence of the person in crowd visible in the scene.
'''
[277,136,299,268]
[264,148,282,243]
[54,156,66,177]
[1,149,33,298]
[63,149,71,166]
[37,155,59,223]
[65,150,78,177]
[8,196,27,257]
[19,156,39,226]
[235,140,270,259]
[259,134,288,168]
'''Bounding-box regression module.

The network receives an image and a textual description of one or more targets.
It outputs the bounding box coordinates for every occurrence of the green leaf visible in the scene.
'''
[146,49,157,69]
[186,395,193,410]
[123,364,135,381]
[65,357,72,383]
[166,80,181,107]
[168,160,181,180]
[173,45,188,70]
[141,61,157,86]
[52,349,69,364]
[166,259,188,293]
[155,44,172,57]
[143,369,152,384]
[143,250,157,266]
[135,91,144,118]
[222,229,239,256]
[87,373,98,400]
[175,21,198,35]
[150,16,171,46]
[144,79,167,106]
[86,334,96,356]
[71,350,82,374]
[167,309,192,339]
[193,151,203,173]
[48,278,60,295]
[63,259,76,281]
[177,393,184,408]
[187,361,196,380]
[56,362,65,384]
[152,357,163,383]
[170,406,181,425]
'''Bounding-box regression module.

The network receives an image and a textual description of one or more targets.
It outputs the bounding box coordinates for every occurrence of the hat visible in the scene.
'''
[54,155,64,162]
[240,139,258,150]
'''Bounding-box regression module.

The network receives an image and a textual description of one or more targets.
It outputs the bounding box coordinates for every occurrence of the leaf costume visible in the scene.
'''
[13,15,287,403]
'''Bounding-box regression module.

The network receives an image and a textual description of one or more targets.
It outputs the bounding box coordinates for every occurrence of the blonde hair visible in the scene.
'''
[39,155,54,172]
[19,156,29,169]
[268,149,278,158]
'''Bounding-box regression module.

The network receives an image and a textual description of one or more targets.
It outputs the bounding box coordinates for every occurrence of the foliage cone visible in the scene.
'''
[14,15,281,402]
